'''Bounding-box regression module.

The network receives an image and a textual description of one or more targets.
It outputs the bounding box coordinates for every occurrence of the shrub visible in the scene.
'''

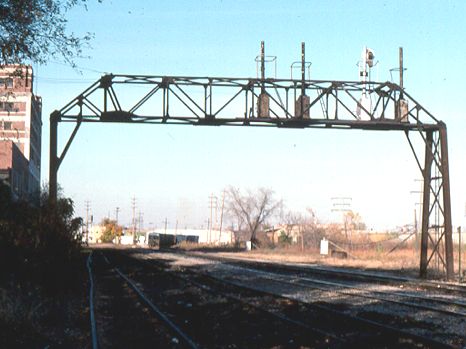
[0,182,83,293]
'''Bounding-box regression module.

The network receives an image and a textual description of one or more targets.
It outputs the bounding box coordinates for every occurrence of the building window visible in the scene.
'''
[0,78,13,88]
[3,121,12,130]
[0,102,14,111]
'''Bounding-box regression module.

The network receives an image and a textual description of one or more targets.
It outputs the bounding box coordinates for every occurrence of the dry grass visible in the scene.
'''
[212,245,421,277]
[167,236,466,278]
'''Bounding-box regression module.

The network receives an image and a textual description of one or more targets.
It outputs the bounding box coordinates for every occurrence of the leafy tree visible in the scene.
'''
[100,218,122,243]
[0,0,99,66]
[226,187,282,247]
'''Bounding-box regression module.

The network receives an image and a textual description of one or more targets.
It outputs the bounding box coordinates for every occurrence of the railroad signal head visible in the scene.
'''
[366,48,375,67]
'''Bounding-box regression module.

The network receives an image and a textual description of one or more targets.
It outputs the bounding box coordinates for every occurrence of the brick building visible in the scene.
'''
[0,65,42,200]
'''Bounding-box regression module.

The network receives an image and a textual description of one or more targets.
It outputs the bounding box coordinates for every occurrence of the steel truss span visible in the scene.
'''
[49,74,454,280]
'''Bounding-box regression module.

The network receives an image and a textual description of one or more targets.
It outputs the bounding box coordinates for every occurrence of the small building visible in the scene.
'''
[84,225,106,244]
[266,224,302,245]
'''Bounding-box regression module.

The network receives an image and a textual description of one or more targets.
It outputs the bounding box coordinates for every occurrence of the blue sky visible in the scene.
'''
[35,0,466,230]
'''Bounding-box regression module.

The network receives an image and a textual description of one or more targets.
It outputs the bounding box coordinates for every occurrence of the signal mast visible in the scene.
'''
[357,46,375,120]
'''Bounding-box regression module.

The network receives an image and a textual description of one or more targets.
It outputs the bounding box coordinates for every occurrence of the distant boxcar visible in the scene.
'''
[147,232,160,248]
[175,235,188,244]
[186,235,199,243]
[159,234,176,248]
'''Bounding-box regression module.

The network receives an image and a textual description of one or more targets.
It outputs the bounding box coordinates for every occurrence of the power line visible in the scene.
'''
[47,60,107,74]
[35,75,97,84]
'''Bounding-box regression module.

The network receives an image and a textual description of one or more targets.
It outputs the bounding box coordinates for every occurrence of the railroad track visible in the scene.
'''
[169,251,464,347]
[169,249,466,314]
[119,248,461,348]
[89,249,343,348]
[227,264,466,318]
[87,251,199,348]
[179,251,466,297]
[130,254,345,346]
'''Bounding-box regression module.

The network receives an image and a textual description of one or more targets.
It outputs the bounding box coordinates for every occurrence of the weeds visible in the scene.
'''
[0,284,44,330]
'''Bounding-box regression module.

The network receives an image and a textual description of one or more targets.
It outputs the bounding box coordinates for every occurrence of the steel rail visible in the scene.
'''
[208,273,456,349]
[231,265,466,317]
[185,252,466,295]
[200,254,466,309]
[131,254,343,344]
[86,251,99,349]
[113,268,200,349]
[99,253,200,349]
[137,251,458,348]
[297,273,466,308]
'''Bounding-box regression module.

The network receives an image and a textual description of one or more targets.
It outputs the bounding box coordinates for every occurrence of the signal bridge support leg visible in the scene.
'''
[440,124,454,279]
[49,111,59,203]
[419,125,454,280]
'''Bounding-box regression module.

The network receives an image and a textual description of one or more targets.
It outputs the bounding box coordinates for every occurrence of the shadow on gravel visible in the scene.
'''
[92,245,465,348]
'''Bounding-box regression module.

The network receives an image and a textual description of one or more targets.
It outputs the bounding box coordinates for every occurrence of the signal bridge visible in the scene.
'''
[49,42,454,279]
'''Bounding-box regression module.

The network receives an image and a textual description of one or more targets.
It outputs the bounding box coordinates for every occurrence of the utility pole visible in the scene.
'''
[85,200,91,244]
[301,227,304,252]
[219,190,226,244]
[115,207,120,225]
[414,209,418,255]
[131,197,136,243]
[399,47,404,98]
[208,193,217,243]
[331,197,352,240]
[458,226,462,280]
[138,211,143,234]
[164,218,168,234]
[412,179,423,248]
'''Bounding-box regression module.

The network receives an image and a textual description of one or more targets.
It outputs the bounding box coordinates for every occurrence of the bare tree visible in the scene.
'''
[226,187,282,247]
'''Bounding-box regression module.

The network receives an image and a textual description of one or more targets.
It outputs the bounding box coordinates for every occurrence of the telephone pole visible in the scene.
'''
[219,190,226,244]
[85,200,91,244]
[411,179,423,252]
[115,207,120,224]
[131,197,136,242]
[137,211,143,242]
[208,193,218,243]
[331,197,352,239]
